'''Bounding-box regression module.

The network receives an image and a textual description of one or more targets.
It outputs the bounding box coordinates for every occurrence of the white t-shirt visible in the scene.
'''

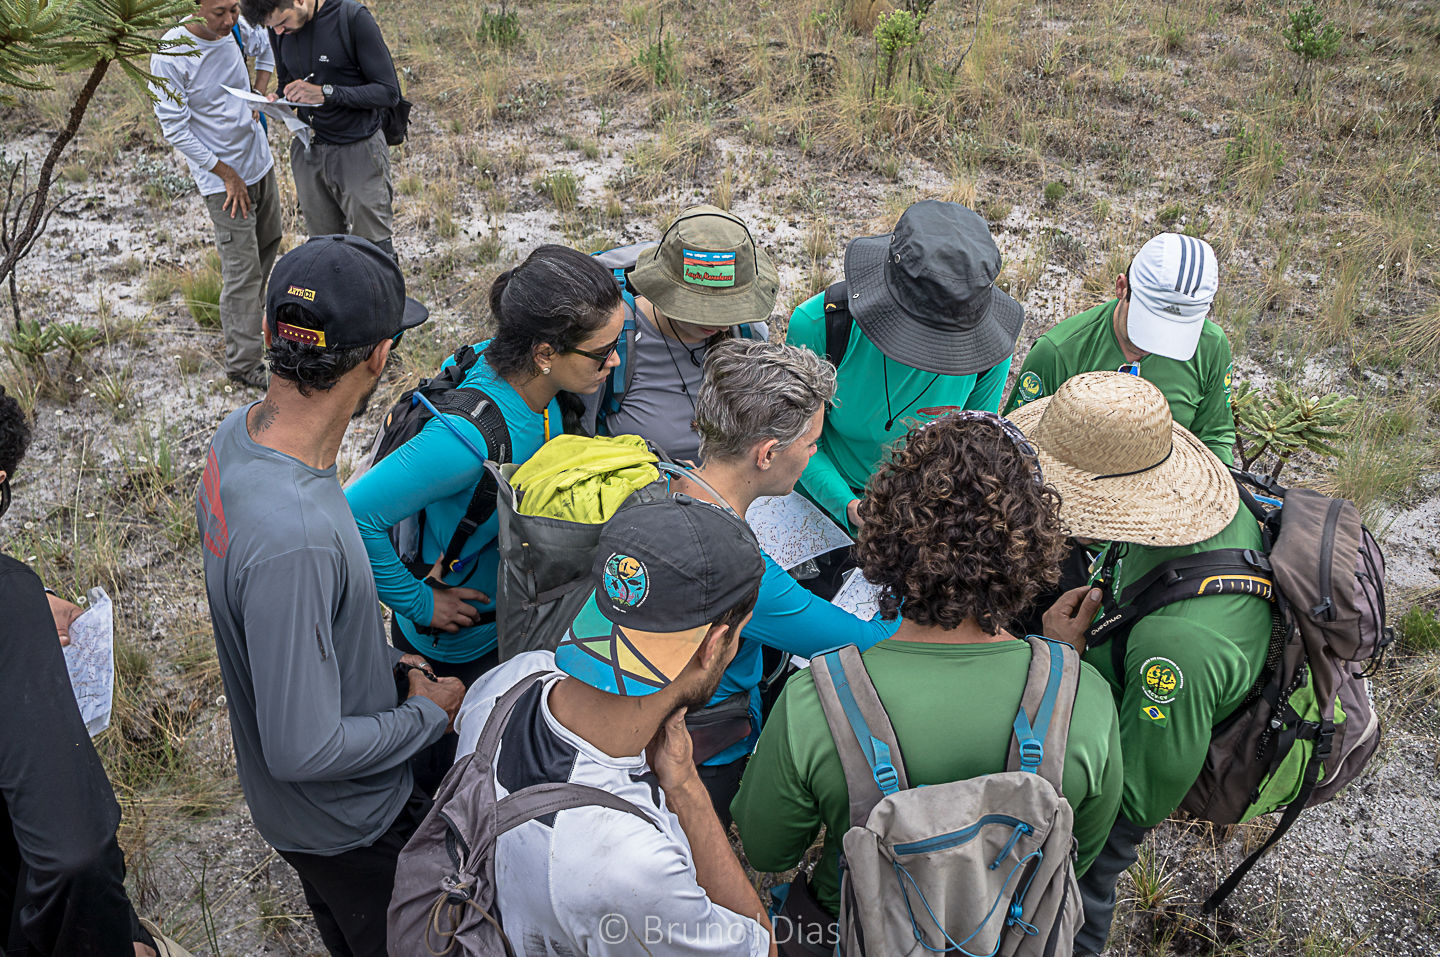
[149,23,274,196]
[454,652,769,957]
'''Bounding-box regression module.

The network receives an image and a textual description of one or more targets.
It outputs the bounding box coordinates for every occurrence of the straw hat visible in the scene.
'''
[1007,371,1237,546]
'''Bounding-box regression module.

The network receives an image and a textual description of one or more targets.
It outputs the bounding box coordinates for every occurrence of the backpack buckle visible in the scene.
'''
[1018,738,1044,773]
[872,762,899,795]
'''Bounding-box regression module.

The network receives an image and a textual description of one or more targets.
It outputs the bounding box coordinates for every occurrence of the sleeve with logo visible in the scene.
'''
[786,294,858,526]
[238,546,446,781]
[1113,617,1259,827]
[1002,334,1063,415]
[1186,328,1236,466]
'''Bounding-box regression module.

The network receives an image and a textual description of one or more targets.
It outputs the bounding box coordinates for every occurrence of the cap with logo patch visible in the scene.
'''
[627,205,779,327]
[554,495,764,697]
[1124,233,1219,362]
[265,234,428,348]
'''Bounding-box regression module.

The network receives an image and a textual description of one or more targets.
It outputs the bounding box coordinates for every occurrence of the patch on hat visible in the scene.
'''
[603,553,650,608]
[286,284,317,302]
[1016,370,1044,404]
[1141,656,1183,704]
[276,322,326,346]
[682,249,737,288]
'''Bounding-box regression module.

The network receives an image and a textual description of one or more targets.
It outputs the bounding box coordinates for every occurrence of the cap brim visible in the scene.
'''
[628,246,779,326]
[553,589,708,696]
[400,296,429,331]
[844,235,1024,376]
[1008,397,1238,546]
[1124,298,1202,362]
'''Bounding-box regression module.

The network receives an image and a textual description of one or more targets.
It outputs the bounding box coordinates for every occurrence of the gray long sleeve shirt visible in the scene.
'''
[197,406,446,855]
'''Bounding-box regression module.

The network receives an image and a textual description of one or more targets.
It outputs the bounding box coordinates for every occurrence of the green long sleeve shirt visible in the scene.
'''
[1002,299,1237,465]
[731,638,1124,917]
[1083,506,1272,826]
[787,292,1012,526]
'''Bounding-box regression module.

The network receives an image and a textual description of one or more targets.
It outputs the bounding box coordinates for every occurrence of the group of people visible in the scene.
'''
[0,1,1278,955]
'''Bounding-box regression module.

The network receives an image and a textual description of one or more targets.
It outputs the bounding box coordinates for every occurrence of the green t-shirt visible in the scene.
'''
[1083,506,1272,826]
[1002,299,1236,465]
[787,292,1012,526]
[731,638,1124,917]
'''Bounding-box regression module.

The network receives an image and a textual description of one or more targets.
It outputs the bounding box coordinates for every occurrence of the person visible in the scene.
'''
[666,339,897,824]
[732,411,1123,945]
[585,204,775,464]
[0,385,158,957]
[787,200,1025,531]
[1003,231,1235,464]
[347,245,625,686]
[450,496,776,956]
[241,0,401,256]
[1007,371,1271,956]
[196,235,464,957]
[150,0,281,390]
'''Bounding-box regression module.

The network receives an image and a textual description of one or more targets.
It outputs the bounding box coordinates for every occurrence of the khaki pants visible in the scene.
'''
[289,127,394,254]
[202,167,282,380]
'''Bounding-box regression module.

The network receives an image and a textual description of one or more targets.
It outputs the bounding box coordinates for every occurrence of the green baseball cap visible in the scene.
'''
[627,205,779,327]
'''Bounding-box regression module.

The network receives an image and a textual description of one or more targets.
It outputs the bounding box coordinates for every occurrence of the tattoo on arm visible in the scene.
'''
[248,398,280,436]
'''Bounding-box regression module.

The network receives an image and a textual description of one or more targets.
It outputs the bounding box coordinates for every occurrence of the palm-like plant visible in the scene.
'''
[1232,379,1357,481]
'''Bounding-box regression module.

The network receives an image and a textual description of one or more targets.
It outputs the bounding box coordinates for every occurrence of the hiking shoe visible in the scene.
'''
[228,368,269,390]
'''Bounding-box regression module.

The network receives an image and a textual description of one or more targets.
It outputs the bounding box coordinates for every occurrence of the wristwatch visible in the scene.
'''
[321,83,334,100]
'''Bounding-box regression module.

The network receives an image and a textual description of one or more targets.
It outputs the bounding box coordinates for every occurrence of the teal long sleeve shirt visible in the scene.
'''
[346,342,560,664]
[786,292,1012,526]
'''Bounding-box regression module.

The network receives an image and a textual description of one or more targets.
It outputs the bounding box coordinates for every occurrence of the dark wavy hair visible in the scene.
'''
[482,245,622,378]
[239,0,294,25]
[0,385,31,478]
[856,415,1067,634]
[265,304,379,396]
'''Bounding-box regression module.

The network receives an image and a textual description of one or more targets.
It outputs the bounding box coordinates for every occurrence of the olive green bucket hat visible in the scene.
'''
[627,205,779,326]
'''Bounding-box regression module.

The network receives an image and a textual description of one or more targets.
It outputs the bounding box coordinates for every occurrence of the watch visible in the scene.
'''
[321,83,334,99]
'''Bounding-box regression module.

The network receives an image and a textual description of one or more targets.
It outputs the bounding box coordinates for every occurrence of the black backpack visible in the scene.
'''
[1085,470,1390,911]
[821,280,854,369]
[334,0,413,146]
[362,346,511,620]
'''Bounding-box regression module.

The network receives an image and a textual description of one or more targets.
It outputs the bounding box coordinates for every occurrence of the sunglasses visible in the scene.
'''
[566,336,621,370]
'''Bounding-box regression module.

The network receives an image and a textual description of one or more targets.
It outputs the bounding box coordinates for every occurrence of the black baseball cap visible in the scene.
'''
[554,496,764,696]
[265,235,428,348]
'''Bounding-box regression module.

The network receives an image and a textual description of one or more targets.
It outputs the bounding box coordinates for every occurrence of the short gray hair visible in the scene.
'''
[696,339,837,461]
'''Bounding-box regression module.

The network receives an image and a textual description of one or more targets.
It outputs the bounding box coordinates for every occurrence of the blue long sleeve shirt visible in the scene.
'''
[346,342,559,664]
[702,553,898,766]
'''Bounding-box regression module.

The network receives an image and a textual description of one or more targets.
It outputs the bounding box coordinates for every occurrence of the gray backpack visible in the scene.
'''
[386,672,658,956]
[811,638,1082,957]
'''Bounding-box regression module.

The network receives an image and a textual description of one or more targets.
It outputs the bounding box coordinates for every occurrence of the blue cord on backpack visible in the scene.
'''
[231,25,268,132]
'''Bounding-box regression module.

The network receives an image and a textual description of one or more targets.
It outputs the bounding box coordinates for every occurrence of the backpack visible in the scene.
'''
[811,638,1083,957]
[1085,470,1391,911]
[820,280,855,369]
[589,243,759,424]
[387,671,660,956]
[360,345,511,608]
[334,0,413,146]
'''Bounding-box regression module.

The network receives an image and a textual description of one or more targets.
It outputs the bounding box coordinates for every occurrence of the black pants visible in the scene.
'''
[277,790,429,957]
[697,756,748,832]
[1074,815,1150,956]
[392,620,498,798]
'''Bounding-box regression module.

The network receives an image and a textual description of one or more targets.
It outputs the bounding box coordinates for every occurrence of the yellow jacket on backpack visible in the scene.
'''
[510,434,660,523]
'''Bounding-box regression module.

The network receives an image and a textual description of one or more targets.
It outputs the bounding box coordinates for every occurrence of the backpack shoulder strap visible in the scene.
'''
[495,781,660,836]
[1008,637,1081,793]
[601,302,638,419]
[473,670,551,769]
[810,645,909,828]
[822,281,852,369]
[335,0,360,61]
[434,394,511,577]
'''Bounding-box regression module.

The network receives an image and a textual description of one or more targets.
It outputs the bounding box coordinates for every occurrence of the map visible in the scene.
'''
[63,587,114,737]
[746,492,852,571]
[831,568,885,620]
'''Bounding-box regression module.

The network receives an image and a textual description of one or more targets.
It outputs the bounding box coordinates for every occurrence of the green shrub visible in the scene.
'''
[1398,606,1440,654]
[478,6,521,47]
[180,252,222,329]
[535,169,580,213]
[1042,181,1068,206]
[1283,3,1342,63]
[634,24,680,86]
[873,9,921,91]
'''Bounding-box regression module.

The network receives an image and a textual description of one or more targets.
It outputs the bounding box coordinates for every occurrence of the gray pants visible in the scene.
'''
[1075,815,1151,956]
[202,168,283,380]
[289,127,394,254]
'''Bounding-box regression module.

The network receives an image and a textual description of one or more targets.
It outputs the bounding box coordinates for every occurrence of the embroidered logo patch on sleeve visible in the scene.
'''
[1017,370,1044,403]
[682,249,738,287]
[1140,705,1168,727]
[1141,656,1183,704]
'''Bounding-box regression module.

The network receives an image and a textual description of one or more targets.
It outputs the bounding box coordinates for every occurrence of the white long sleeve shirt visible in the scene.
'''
[149,22,274,196]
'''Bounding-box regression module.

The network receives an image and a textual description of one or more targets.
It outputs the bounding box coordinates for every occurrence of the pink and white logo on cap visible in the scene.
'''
[1125,233,1219,362]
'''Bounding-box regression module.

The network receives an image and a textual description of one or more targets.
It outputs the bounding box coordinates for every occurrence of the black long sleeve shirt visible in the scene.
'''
[270,0,401,145]
[0,555,146,957]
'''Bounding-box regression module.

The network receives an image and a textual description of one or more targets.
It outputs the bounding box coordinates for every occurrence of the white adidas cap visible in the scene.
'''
[1125,233,1219,362]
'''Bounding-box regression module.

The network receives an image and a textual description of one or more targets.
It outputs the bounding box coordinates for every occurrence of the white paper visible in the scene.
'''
[62,587,115,737]
[222,85,313,147]
[830,568,885,620]
[746,492,853,571]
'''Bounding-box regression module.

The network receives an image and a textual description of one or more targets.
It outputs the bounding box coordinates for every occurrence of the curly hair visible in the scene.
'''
[265,304,379,396]
[856,414,1066,634]
[0,385,32,479]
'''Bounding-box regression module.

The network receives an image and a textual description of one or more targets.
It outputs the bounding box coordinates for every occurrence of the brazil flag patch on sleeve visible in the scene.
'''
[1016,370,1044,404]
[1140,705,1167,727]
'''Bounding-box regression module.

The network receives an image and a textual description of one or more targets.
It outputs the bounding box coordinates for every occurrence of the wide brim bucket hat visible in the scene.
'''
[1007,371,1238,547]
[843,200,1024,376]
[628,205,779,327]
